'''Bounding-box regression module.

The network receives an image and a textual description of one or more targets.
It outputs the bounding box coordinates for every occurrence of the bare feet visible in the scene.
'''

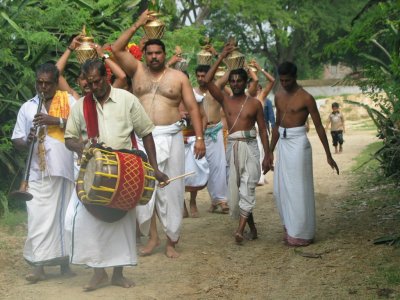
[84,269,108,291]
[190,205,199,218]
[25,266,45,283]
[111,276,135,288]
[208,201,229,214]
[165,238,180,258]
[235,232,244,244]
[139,237,160,256]
[183,201,189,218]
[244,229,258,241]
[60,264,76,277]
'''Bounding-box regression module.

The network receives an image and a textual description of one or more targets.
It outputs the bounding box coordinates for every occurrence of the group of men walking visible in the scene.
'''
[11,9,339,291]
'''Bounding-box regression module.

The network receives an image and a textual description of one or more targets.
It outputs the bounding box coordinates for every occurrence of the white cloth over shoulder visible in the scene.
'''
[184,136,209,188]
[12,94,75,182]
[226,128,260,219]
[274,126,315,241]
[136,122,184,242]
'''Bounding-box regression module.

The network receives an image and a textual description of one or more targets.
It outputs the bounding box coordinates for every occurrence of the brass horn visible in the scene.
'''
[9,92,45,201]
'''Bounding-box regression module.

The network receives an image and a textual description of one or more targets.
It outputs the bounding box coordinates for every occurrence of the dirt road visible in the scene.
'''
[1,129,397,299]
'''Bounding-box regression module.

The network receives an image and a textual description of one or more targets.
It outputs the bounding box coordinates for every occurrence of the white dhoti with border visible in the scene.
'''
[24,176,74,265]
[274,126,315,244]
[205,122,228,203]
[69,203,137,267]
[226,129,260,219]
[136,123,184,242]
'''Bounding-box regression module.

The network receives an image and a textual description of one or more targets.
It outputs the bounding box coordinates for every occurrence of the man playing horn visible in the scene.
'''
[111,9,205,258]
[11,63,76,283]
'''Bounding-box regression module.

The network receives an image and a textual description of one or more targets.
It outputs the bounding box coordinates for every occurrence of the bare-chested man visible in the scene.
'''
[205,44,271,244]
[270,61,339,247]
[193,64,229,214]
[111,9,205,258]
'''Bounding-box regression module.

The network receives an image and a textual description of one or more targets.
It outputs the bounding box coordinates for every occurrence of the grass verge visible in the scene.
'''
[349,140,400,290]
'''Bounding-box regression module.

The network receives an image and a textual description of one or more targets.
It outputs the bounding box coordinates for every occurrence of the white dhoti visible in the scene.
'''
[24,176,74,265]
[274,126,315,245]
[226,129,260,219]
[68,149,137,268]
[69,201,137,267]
[184,136,209,189]
[136,123,184,242]
[205,122,228,203]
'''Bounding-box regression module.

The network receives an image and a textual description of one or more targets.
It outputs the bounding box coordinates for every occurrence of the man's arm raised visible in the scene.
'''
[204,44,235,104]
[111,10,154,77]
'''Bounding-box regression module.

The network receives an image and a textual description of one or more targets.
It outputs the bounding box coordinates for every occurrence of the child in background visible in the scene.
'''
[325,102,345,153]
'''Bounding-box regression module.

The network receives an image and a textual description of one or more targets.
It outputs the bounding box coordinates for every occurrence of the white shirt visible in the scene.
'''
[12,94,76,182]
[65,87,154,150]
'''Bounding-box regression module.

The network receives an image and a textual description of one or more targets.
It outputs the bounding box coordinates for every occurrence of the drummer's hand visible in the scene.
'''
[33,113,58,127]
[155,170,169,188]
[194,139,206,159]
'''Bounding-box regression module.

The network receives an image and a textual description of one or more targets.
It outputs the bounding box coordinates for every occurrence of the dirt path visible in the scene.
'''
[1,129,396,299]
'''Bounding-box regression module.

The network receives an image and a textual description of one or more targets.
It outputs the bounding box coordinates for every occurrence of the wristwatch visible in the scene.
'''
[101,54,110,62]
[59,117,64,129]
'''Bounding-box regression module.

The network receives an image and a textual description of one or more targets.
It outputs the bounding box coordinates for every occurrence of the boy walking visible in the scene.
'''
[325,102,345,153]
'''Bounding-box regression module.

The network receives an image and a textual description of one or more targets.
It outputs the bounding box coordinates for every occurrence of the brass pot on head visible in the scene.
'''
[223,37,245,70]
[75,26,98,64]
[224,49,245,70]
[214,66,227,80]
[174,46,190,72]
[143,11,165,39]
[196,48,213,66]
[247,60,258,73]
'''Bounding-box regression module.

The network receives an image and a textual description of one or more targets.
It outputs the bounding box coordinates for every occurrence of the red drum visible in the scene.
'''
[76,146,156,222]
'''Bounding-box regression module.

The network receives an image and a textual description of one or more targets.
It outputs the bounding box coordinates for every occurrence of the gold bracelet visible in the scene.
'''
[196,136,204,140]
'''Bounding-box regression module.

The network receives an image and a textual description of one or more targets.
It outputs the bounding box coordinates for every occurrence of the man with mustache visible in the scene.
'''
[12,63,76,283]
[65,59,168,290]
[112,10,205,258]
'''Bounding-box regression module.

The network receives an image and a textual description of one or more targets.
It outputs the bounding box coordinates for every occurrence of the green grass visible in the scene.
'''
[348,140,400,289]
[351,141,383,172]
[0,210,27,234]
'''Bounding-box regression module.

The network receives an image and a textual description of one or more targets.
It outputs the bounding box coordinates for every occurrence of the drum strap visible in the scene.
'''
[83,93,138,148]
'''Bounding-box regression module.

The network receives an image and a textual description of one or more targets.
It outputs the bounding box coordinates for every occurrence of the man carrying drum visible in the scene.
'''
[65,59,168,291]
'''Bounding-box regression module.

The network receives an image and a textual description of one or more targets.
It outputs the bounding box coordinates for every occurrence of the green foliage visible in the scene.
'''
[335,1,400,181]
[201,0,366,78]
